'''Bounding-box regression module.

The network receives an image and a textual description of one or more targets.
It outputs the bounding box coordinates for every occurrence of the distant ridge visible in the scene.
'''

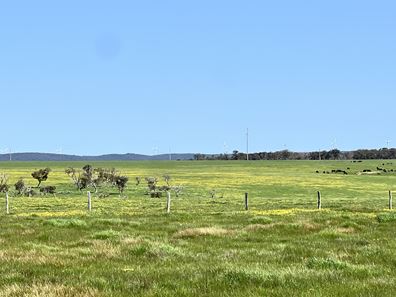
[0,152,196,161]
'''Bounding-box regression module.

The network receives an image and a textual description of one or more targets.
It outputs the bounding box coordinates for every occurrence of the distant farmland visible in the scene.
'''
[0,160,395,296]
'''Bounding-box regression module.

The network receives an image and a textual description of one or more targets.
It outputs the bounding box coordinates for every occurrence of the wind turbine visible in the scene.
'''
[2,148,12,161]
[331,138,337,150]
[246,128,249,161]
[55,147,63,155]
[223,142,229,155]
[152,147,159,156]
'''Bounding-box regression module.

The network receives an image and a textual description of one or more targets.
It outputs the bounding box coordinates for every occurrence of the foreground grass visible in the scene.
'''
[0,160,396,296]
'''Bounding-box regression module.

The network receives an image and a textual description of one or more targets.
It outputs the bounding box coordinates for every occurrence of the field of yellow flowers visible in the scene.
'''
[0,160,395,296]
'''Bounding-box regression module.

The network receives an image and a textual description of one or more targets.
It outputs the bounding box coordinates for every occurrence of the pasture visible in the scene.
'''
[0,160,396,296]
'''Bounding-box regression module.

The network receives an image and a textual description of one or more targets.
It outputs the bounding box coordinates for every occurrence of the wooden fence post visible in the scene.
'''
[166,192,171,213]
[389,190,393,210]
[6,192,9,214]
[87,191,92,211]
[245,192,248,210]
[317,191,321,210]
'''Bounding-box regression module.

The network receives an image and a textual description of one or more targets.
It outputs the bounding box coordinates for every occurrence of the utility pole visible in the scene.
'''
[246,128,249,161]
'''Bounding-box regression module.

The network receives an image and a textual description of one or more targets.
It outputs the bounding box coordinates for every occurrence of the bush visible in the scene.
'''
[0,174,9,193]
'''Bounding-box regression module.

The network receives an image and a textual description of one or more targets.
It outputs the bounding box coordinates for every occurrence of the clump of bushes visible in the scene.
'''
[142,175,183,198]
[40,186,57,196]
[14,170,55,197]
[65,165,128,196]
[14,178,37,197]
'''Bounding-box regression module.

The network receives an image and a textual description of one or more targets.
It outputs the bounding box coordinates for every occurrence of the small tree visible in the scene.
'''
[65,167,91,191]
[172,185,184,197]
[31,168,51,187]
[115,176,128,195]
[0,174,9,193]
[136,176,141,186]
[15,178,26,195]
[145,177,158,191]
[82,164,94,177]
[80,165,102,192]
[163,175,171,186]
[209,189,216,199]
[65,167,79,188]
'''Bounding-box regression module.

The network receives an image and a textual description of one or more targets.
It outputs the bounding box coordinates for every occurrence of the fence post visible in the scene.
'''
[6,192,9,214]
[166,191,171,213]
[389,190,393,210]
[87,191,92,211]
[245,192,248,210]
[317,191,321,209]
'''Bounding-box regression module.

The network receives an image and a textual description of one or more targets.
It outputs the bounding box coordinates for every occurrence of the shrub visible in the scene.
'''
[31,168,51,187]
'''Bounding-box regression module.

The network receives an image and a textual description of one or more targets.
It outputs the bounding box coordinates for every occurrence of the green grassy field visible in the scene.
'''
[0,160,396,296]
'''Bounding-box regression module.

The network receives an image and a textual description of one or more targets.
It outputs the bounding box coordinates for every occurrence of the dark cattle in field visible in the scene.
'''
[316,171,319,173]
[363,169,372,173]
[347,167,350,170]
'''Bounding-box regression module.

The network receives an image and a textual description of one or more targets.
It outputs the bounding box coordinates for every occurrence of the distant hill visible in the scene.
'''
[0,152,196,162]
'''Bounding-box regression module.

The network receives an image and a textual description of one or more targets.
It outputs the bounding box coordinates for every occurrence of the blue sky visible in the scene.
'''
[0,1,395,155]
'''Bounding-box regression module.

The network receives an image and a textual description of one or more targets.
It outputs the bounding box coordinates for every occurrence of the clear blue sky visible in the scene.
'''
[1,1,395,155]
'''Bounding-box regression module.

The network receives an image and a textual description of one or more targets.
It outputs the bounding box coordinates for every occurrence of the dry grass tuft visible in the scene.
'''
[174,227,232,238]
[336,227,355,233]
[244,224,276,231]
[121,237,145,245]
[0,283,100,297]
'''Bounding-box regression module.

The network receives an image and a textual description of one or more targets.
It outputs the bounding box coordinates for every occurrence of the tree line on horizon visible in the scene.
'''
[194,148,396,161]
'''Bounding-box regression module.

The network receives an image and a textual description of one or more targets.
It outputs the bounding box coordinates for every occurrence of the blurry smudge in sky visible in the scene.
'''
[94,33,121,60]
